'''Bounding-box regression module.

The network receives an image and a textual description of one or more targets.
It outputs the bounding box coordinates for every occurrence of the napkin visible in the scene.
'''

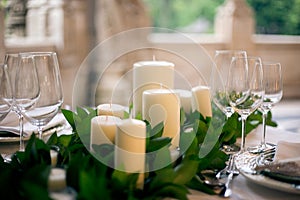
[274,141,300,165]
[23,113,67,135]
[255,141,300,184]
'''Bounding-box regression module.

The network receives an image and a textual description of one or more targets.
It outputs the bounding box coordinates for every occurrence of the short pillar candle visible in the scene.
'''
[191,85,212,118]
[97,103,125,119]
[90,115,121,149]
[115,118,146,173]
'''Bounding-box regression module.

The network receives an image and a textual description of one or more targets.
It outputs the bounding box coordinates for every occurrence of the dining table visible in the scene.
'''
[1,111,300,200]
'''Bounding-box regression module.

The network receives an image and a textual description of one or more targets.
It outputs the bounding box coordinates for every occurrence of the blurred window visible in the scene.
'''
[143,0,300,35]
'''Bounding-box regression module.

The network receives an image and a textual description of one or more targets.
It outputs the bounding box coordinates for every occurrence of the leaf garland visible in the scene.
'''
[0,102,277,199]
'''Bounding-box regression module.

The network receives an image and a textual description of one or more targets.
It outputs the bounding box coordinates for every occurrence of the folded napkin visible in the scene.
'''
[255,141,300,183]
[23,113,67,135]
[274,141,300,165]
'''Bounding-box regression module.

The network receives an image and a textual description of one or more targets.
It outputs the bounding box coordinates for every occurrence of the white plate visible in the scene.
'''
[236,151,300,195]
[0,113,68,143]
[0,135,30,143]
[0,124,65,143]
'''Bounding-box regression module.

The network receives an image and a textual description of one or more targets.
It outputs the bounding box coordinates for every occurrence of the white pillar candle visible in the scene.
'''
[175,89,192,114]
[191,85,213,118]
[115,118,146,188]
[115,119,146,172]
[142,89,180,148]
[90,115,121,149]
[97,103,125,119]
[133,61,174,117]
[48,168,66,191]
[50,149,58,167]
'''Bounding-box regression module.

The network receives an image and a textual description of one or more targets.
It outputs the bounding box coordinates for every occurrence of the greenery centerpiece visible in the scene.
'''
[0,103,277,199]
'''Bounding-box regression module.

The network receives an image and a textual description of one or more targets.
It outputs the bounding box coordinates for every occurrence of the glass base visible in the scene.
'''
[247,143,276,154]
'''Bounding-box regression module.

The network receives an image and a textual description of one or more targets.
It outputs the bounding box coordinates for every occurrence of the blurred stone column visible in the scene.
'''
[92,0,151,106]
[215,0,255,52]
[60,0,91,107]
[26,0,47,38]
[47,0,64,48]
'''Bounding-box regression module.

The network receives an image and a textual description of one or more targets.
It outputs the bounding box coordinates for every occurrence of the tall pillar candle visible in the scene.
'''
[97,103,125,119]
[133,61,174,117]
[191,85,212,118]
[142,89,180,148]
[115,118,146,188]
[90,115,121,149]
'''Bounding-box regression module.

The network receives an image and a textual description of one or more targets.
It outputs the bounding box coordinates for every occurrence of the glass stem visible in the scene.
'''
[18,114,24,151]
[261,112,267,148]
[38,126,43,140]
[240,115,248,152]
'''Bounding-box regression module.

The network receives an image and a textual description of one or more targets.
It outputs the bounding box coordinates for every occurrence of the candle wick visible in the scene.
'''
[153,55,156,61]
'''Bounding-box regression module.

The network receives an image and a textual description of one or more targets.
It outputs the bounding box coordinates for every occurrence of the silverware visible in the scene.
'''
[202,170,226,187]
[220,172,233,198]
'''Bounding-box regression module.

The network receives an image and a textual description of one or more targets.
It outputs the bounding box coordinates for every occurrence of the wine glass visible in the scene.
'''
[0,64,12,122]
[19,52,63,139]
[4,53,27,151]
[14,54,40,142]
[226,56,264,153]
[248,62,283,153]
[211,50,247,119]
[210,50,247,176]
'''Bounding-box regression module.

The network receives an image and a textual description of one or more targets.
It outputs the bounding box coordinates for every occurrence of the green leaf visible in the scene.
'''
[180,107,186,126]
[173,155,199,185]
[76,107,89,119]
[61,109,76,130]
[150,121,164,139]
[180,131,198,157]
[147,137,171,153]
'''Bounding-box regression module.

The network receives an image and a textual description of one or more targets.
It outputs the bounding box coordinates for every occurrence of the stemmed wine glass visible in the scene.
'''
[0,64,12,122]
[211,50,247,119]
[248,62,283,153]
[4,53,28,151]
[211,50,247,155]
[14,54,40,143]
[226,57,264,153]
[211,51,248,175]
[19,52,63,139]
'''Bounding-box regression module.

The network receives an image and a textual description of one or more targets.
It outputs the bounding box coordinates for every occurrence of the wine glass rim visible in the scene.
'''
[262,61,281,66]
[232,56,262,61]
[215,49,247,54]
[19,51,57,57]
